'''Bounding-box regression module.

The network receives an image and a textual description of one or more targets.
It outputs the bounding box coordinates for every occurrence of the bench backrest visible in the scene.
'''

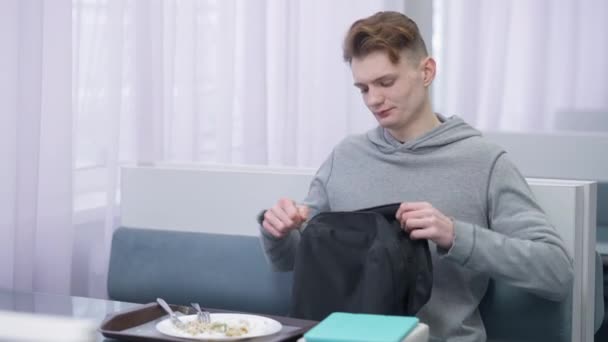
[107,227,293,316]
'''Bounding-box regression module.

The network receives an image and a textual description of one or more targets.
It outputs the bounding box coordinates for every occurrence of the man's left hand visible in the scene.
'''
[396,202,454,250]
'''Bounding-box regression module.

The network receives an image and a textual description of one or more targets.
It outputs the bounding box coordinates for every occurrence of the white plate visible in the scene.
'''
[156,313,282,341]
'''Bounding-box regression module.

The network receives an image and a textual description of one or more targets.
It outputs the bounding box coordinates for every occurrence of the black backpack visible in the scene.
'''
[290,203,433,321]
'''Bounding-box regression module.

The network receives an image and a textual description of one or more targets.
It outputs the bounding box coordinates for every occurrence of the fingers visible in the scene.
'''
[397,207,434,230]
[402,217,436,232]
[262,219,283,238]
[275,198,300,226]
[396,202,431,220]
[402,215,441,242]
[264,209,290,233]
[395,202,455,249]
[297,205,310,221]
[400,210,449,231]
[408,221,454,250]
[261,199,309,238]
[409,226,438,241]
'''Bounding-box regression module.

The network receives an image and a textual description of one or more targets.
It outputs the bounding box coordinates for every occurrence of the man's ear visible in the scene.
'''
[421,57,436,87]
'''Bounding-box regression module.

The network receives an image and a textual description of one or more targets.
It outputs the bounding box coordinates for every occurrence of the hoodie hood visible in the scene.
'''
[367,114,482,154]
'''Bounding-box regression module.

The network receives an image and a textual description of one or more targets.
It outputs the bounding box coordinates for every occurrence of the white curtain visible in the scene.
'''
[2,0,420,298]
[0,0,73,294]
[433,0,608,133]
[73,0,411,171]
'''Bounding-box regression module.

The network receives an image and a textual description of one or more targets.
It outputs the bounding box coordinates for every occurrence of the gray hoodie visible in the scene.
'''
[260,115,573,342]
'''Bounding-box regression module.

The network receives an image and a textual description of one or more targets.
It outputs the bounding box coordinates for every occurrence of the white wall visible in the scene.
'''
[120,164,314,236]
[483,131,608,182]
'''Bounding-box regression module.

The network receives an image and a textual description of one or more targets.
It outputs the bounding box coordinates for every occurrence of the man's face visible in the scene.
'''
[351,50,429,133]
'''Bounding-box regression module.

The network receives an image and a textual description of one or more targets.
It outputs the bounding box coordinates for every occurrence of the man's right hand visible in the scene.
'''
[262,198,309,238]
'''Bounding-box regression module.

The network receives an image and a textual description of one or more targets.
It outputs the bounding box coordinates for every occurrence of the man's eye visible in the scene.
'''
[359,88,368,94]
[380,80,394,87]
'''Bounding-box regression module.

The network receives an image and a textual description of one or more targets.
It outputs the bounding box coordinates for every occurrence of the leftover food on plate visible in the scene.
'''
[180,318,249,337]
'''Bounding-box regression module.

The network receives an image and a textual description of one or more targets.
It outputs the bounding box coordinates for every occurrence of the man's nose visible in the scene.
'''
[366,87,384,107]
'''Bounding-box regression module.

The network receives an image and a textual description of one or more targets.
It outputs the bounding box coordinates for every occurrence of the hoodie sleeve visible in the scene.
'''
[442,153,574,301]
[259,151,334,271]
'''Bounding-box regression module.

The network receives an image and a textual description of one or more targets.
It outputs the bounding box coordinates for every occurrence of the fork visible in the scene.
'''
[156,298,186,329]
[191,302,211,324]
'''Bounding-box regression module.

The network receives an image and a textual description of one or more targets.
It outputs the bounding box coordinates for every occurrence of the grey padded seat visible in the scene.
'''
[107,227,293,316]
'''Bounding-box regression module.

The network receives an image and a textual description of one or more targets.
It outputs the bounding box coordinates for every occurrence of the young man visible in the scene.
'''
[259,11,573,342]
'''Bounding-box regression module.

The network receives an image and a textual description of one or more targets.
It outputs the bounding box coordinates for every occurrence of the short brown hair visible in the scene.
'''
[343,11,428,64]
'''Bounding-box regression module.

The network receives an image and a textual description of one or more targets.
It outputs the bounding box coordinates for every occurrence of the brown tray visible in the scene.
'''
[99,302,317,342]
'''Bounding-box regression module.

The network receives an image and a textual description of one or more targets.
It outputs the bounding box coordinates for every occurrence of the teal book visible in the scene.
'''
[304,312,419,342]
